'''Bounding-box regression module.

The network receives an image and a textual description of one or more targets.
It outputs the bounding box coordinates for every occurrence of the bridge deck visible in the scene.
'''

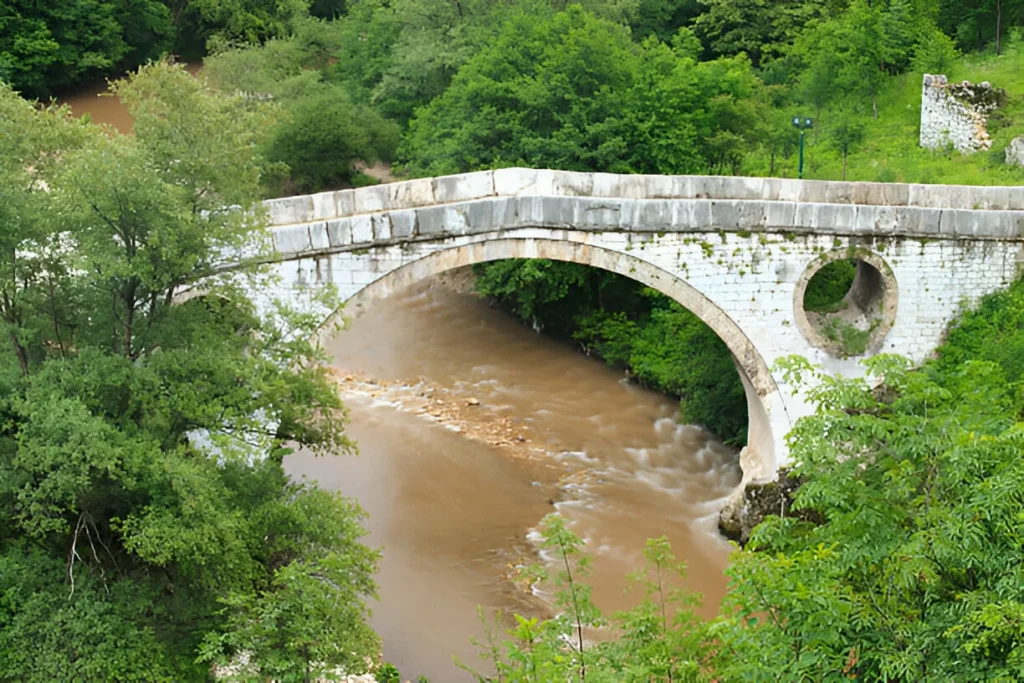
[263,169,1024,259]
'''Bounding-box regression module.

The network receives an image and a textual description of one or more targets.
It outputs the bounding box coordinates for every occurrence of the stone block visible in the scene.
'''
[1006,136,1024,166]
[572,197,621,230]
[494,168,546,196]
[351,215,373,243]
[353,184,392,214]
[675,200,712,230]
[443,206,470,235]
[273,224,312,254]
[736,201,769,229]
[709,199,741,228]
[914,208,943,235]
[764,201,796,228]
[630,199,675,231]
[433,171,494,204]
[824,182,854,204]
[549,170,594,196]
[327,218,352,247]
[793,203,821,230]
[389,178,435,208]
[692,176,731,200]
[727,176,767,200]
[336,189,356,216]
[416,205,447,236]
[641,174,680,198]
[310,191,337,220]
[772,179,805,203]
[490,197,519,229]
[309,221,330,250]
[798,180,830,204]
[266,196,314,225]
[390,210,417,239]
[372,214,392,241]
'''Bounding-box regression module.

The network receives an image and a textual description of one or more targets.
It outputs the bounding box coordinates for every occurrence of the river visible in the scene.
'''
[59,81,742,681]
[286,278,741,680]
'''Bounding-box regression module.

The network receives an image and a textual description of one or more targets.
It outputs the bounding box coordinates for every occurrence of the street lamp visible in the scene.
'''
[792,116,813,179]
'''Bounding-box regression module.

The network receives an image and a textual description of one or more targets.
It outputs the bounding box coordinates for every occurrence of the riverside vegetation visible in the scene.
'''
[2,0,1024,680]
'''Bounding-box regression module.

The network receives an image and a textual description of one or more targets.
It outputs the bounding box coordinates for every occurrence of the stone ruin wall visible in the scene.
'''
[920,74,1005,154]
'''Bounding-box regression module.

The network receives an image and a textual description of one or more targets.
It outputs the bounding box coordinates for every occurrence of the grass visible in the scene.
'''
[758,36,1024,186]
[821,317,881,358]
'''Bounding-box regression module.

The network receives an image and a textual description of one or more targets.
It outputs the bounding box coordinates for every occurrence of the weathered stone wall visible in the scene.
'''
[920,74,1006,153]
[1007,136,1024,166]
[227,168,1024,480]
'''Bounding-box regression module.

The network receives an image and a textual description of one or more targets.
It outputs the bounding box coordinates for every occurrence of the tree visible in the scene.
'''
[267,87,400,193]
[717,350,1024,680]
[400,7,765,177]
[827,108,865,179]
[0,62,380,680]
[0,0,174,96]
[693,0,842,68]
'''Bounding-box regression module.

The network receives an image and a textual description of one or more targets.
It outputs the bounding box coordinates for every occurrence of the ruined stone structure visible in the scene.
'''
[224,169,1024,483]
[1007,135,1024,166]
[920,74,1007,153]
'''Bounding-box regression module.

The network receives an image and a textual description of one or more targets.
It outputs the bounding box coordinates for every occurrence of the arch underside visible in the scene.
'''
[320,234,783,481]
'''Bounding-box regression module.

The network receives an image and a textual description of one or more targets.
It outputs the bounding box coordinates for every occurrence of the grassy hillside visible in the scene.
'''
[797,38,1024,185]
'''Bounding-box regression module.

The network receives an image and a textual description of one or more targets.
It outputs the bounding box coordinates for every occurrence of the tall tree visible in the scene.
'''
[0,62,380,680]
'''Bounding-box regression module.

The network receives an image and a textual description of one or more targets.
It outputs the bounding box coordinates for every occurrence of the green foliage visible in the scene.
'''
[718,352,1024,680]
[934,278,1024,391]
[400,6,766,176]
[267,86,399,193]
[459,516,713,682]
[375,662,402,682]
[693,0,839,68]
[803,259,856,312]
[820,316,875,357]
[0,62,379,680]
[0,0,174,96]
[203,19,399,193]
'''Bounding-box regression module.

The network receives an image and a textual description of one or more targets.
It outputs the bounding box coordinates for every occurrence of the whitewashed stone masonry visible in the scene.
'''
[245,168,1024,482]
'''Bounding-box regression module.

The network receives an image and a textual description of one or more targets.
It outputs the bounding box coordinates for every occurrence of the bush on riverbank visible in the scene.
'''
[477,279,1024,681]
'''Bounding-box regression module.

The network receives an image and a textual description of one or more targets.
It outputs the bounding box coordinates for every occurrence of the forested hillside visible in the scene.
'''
[196,0,1024,190]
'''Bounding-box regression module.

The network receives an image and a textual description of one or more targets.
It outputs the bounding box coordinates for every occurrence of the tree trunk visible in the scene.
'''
[9,331,28,376]
[842,152,848,181]
[996,0,1002,56]
[123,281,137,360]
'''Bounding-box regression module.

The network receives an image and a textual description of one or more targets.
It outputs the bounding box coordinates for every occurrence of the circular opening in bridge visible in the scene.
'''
[794,249,897,358]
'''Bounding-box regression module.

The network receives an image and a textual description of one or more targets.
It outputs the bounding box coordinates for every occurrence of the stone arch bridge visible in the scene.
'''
[248,168,1023,482]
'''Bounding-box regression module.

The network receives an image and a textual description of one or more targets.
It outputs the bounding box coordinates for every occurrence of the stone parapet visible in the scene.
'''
[263,169,1024,232]
[268,195,1024,260]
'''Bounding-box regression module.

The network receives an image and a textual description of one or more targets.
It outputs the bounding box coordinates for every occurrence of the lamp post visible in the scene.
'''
[792,116,813,179]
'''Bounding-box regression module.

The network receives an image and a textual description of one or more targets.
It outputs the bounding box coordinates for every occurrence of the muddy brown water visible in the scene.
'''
[58,62,201,134]
[287,281,741,680]
[61,82,742,680]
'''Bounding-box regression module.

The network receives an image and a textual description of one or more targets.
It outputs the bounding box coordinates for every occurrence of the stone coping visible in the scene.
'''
[264,168,1024,228]
[268,195,1024,258]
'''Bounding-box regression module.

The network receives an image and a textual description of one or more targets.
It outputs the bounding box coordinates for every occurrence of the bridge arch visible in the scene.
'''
[319,234,786,483]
